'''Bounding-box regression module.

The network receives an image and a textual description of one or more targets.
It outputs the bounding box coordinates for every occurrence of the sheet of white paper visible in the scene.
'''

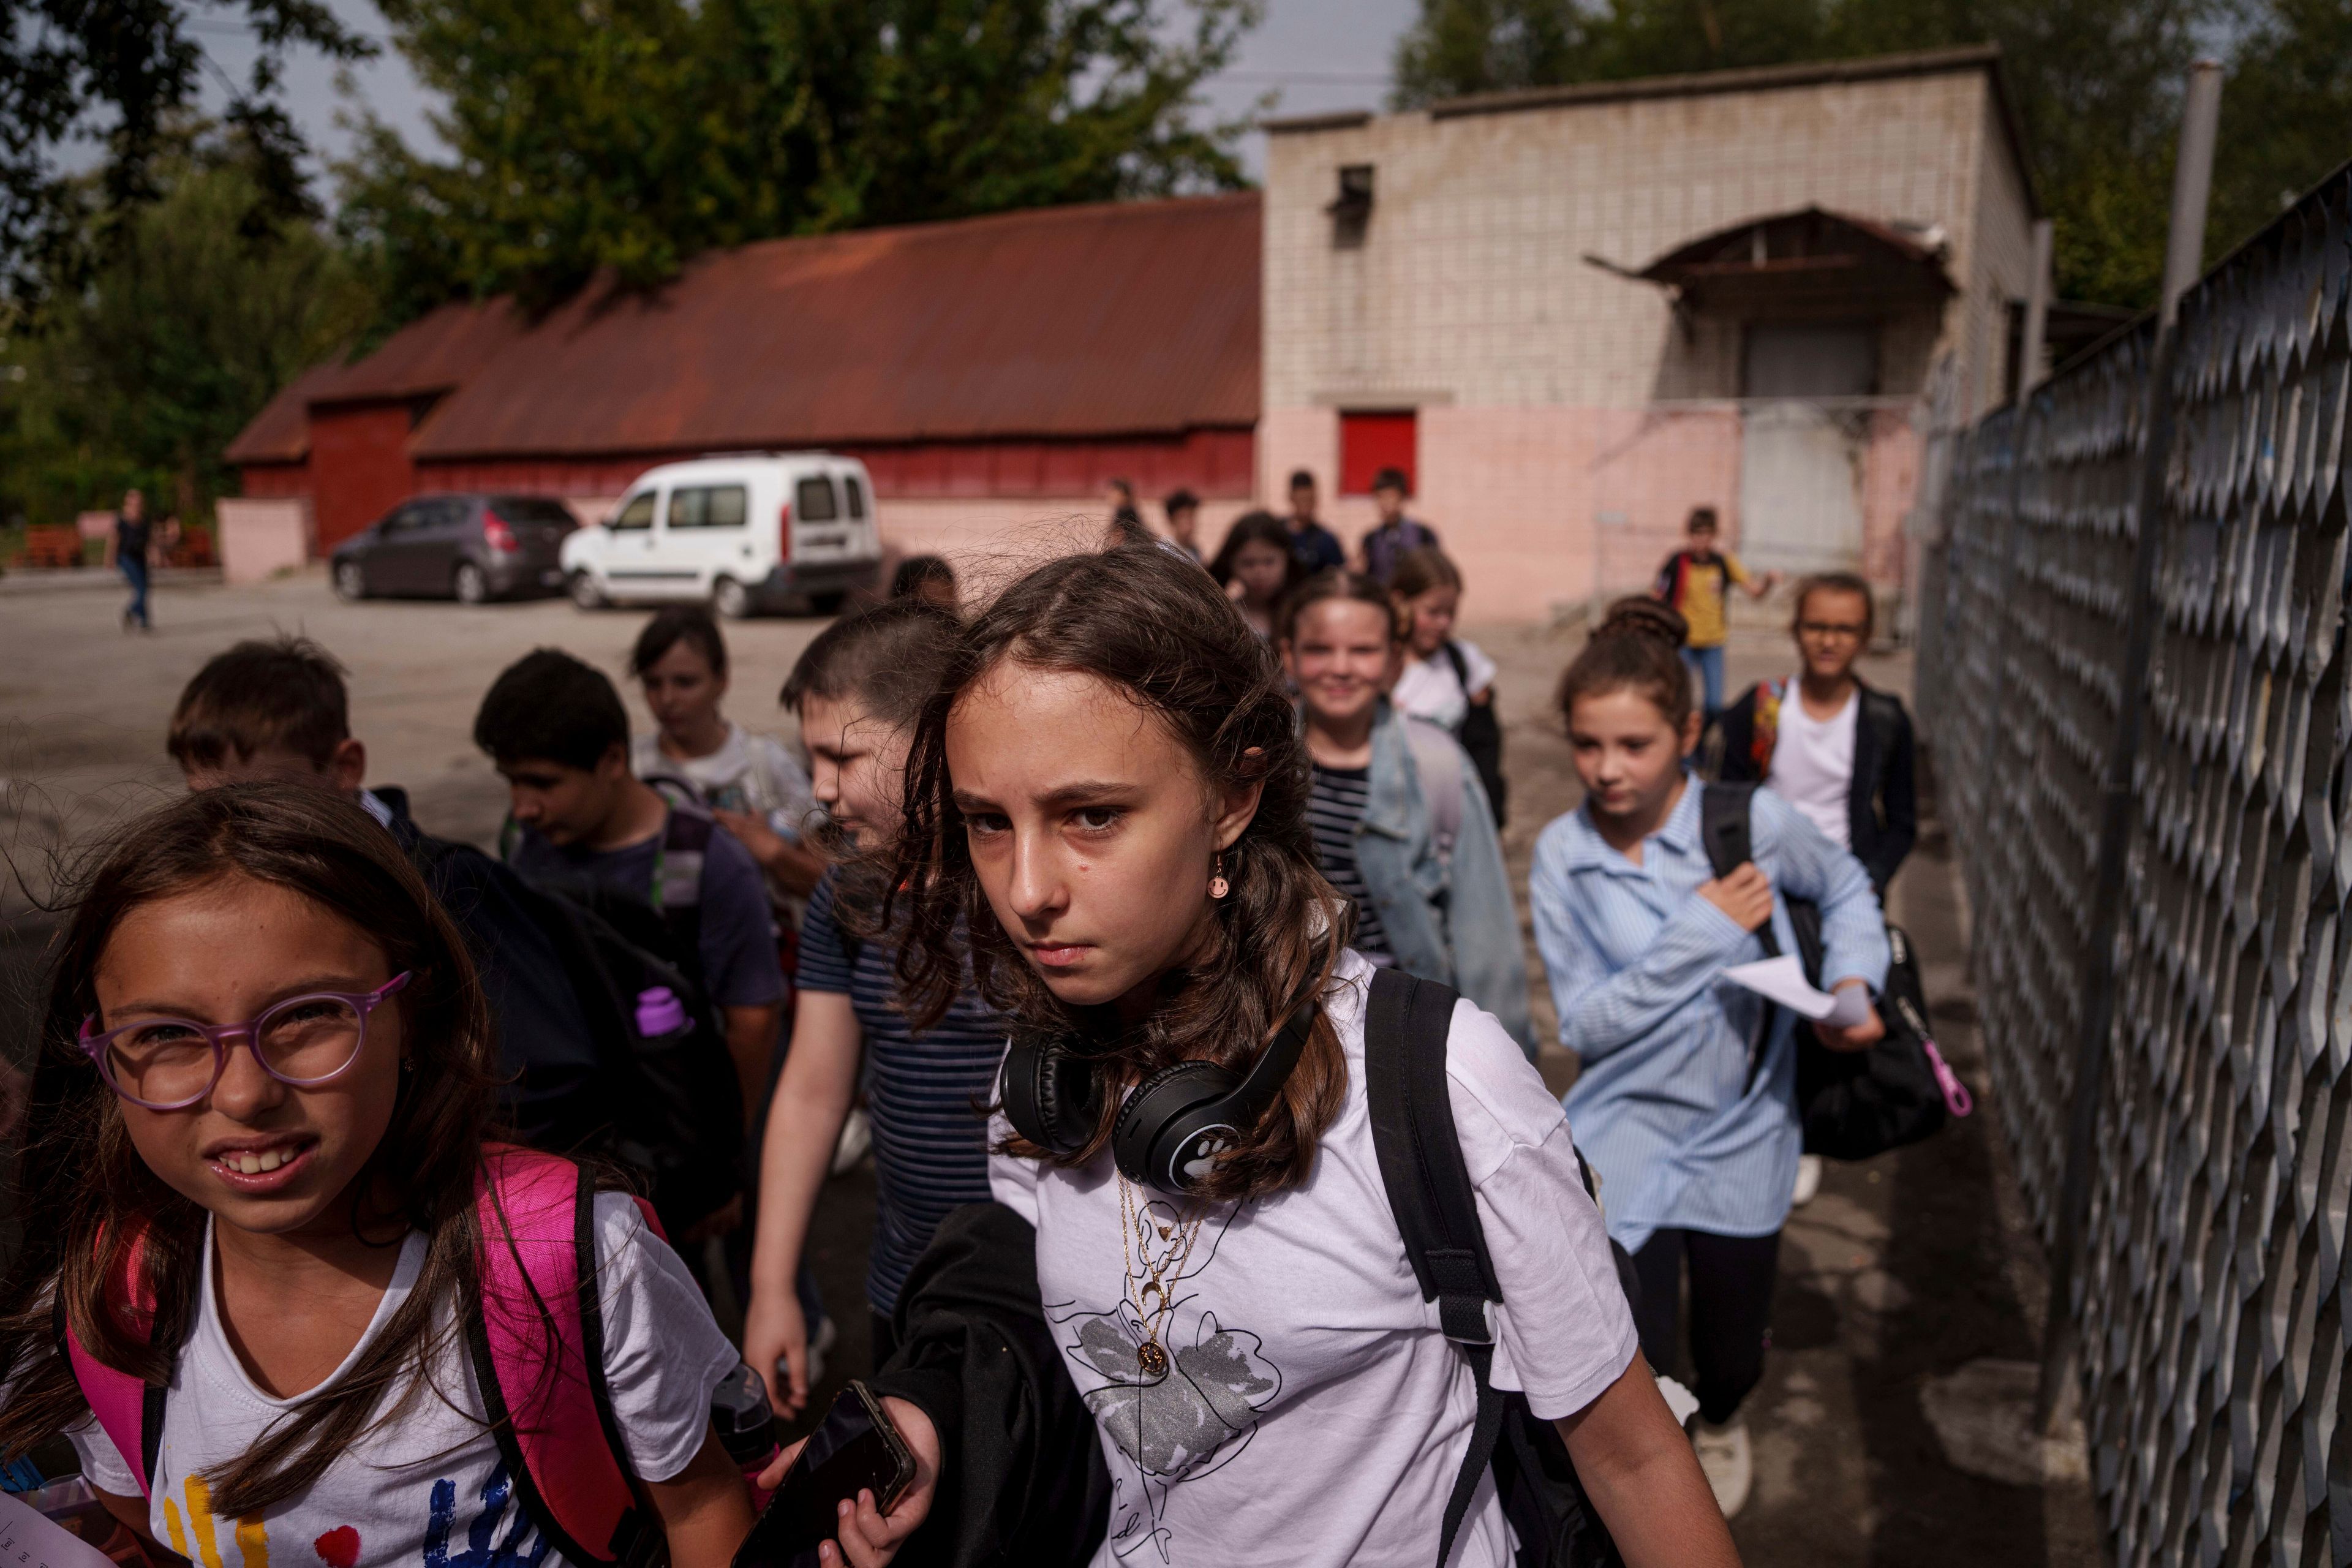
[0,1488,123,1568]
[1722,954,1874,1028]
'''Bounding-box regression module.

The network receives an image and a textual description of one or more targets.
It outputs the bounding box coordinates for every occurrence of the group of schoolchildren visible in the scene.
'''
[0,489,1917,1568]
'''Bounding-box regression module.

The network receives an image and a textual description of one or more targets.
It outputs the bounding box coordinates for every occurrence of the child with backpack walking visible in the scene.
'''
[1716,573,1918,1210]
[742,601,1010,1417]
[1387,546,1509,824]
[0,783,755,1567]
[630,605,826,903]
[479,649,786,1138]
[1279,567,1534,1055]
[865,542,1736,1567]
[1529,598,1887,1520]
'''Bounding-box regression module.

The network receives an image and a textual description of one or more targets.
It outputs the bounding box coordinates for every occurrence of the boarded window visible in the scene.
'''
[1340,411,1417,496]
[796,476,840,521]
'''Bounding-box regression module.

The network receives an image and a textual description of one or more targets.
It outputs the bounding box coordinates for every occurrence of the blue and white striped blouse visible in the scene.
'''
[1530,778,1889,1251]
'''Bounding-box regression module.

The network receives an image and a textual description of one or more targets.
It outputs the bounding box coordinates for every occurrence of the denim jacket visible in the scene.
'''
[1344,701,1536,1055]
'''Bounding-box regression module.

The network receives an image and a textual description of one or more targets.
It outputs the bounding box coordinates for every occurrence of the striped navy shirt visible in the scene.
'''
[1307,761,1391,961]
[1531,779,1888,1251]
[798,867,1007,1313]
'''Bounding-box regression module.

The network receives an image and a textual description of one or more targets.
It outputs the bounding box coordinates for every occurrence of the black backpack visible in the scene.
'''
[1363,967,1629,1568]
[1441,641,1509,828]
[1697,783,1959,1161]
[479,801,748,1235]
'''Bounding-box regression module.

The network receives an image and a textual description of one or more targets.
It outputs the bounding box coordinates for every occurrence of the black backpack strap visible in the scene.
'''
[1364,967,1505,1568]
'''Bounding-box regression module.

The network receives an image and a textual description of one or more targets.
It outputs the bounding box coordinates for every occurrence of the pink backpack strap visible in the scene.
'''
[55,1231,160,1500]
[469,1145,660,1567]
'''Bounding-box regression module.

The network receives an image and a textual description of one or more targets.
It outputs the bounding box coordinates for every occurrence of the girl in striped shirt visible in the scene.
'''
[1529,598,1887,1520]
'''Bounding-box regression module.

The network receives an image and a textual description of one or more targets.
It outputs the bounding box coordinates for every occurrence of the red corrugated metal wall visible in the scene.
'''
[308,403,420,549]
[254,426,1256,550]
[407,429,1256,503]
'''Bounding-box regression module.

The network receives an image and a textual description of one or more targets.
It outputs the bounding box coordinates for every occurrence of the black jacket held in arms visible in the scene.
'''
[1717,680,1918,894]
[869,1202,1112,1568]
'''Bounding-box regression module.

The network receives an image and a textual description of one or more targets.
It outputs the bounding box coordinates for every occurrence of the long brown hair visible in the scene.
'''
[0,784,503,1515]
[887,541,1351,1202]
[1558,595,1694,730]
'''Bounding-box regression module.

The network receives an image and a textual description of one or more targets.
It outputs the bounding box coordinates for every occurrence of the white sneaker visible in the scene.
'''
[831,1107,872,1175]
[1792,1153,1823,1207]
[1692,1417,1753,1518]
[804,1313,839,1387]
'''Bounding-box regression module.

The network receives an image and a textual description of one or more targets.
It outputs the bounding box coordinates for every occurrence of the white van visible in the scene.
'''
[561,453,883,617]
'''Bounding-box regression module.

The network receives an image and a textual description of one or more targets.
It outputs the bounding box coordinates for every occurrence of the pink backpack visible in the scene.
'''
[60,1145,669,1566]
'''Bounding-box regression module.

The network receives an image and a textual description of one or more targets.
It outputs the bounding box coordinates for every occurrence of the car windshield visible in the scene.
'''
[492,497,579,526]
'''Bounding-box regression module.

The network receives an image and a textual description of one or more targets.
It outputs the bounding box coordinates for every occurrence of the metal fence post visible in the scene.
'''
[2034,57,2224,1433]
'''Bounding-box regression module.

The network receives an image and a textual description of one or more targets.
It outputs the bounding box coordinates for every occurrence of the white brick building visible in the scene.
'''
[1261,45,2040,620]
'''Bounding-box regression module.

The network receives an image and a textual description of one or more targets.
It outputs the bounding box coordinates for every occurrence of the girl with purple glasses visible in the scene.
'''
[0,783,758,1568]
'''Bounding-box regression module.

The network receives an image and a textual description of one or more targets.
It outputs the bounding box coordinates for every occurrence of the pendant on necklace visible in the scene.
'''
[1136,1340,1169,1378]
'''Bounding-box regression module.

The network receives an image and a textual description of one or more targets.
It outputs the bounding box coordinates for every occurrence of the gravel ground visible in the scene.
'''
[0,569,2101,1561]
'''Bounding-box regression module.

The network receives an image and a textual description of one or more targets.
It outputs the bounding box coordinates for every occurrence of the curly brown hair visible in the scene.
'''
[884,541,1352,1202]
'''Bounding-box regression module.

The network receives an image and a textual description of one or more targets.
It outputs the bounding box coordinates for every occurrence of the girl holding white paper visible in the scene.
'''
[1528,597,1889,1520]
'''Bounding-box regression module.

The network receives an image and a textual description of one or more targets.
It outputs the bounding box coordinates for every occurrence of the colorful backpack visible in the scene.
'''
[58,1146,675,1567]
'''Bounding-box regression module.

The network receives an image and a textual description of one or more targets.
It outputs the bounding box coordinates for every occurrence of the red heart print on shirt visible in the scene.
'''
[314,1526,361,1567]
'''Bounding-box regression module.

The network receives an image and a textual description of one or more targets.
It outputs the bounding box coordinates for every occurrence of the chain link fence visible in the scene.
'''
[1918,169,2352,1561]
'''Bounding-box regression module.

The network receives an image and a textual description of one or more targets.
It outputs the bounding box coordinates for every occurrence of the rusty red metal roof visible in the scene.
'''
[223,363,344,464]
[224,301,530,464]
[315,299,529,405]
[406,193,1260,459]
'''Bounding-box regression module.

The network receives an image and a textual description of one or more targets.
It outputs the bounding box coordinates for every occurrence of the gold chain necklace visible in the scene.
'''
[1118,1173,1206,1379]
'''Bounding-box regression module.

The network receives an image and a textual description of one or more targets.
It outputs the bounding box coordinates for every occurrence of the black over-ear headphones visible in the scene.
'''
[1001,1006,1318,1197]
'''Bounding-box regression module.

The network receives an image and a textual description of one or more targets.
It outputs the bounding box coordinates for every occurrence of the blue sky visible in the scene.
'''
[178,0,1423,197]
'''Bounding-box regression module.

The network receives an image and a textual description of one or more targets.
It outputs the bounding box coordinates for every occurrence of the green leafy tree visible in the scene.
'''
[0,134,373,529]
[1391,0,2346,311]
[339,0,1261,318]
[0,0,372,303]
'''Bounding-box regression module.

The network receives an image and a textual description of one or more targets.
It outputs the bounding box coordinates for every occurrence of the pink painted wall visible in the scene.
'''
[1260,402,1916,622]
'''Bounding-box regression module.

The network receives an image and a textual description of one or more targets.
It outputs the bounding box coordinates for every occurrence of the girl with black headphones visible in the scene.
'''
[864,542,1737,1567]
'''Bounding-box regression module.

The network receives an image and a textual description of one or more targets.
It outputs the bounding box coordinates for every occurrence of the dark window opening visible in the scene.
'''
[1330,165,1374,249]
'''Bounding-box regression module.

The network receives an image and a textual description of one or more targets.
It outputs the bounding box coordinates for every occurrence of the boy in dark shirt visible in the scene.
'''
[475,648,786,1125]
[1285,468,1346,573]
[1358,466,1439,584]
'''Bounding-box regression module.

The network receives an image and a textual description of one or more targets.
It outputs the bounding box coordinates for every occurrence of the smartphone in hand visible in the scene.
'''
[733,1381,917,1568]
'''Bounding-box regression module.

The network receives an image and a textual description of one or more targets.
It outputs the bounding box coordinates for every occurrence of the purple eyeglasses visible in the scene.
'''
[78,973,412,1110]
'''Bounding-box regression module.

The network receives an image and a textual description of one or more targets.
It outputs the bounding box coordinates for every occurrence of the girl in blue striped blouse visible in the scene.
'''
[1530,598,1889,1520]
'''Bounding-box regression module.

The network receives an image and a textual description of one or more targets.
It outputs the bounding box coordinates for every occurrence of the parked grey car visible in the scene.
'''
[331,494,579,604]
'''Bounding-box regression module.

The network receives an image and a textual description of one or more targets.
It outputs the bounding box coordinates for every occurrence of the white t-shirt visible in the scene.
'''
[67,1194,738,1568]
[1764,685,1860,848]
[633,722,818,843]
[990,950,1637,1568]
[1390,640,1498,734]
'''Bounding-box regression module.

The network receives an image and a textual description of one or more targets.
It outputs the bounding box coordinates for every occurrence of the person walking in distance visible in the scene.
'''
[1283,467,1346,573]
[1530,597,1887,1520]
[859,541,1740,1568]
[1654,508,1777,722]
[1357,467,1439,584]
[1162,488,1204,562]
[1280,568,1533,1054]
[742,601,1009,1416]
[1717,573,1916,1208]
[108,488,154,631]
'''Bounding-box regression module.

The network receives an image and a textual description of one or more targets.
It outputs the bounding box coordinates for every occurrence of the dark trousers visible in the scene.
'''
[1630,1227,1780,1425]
[119,555,150,627]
